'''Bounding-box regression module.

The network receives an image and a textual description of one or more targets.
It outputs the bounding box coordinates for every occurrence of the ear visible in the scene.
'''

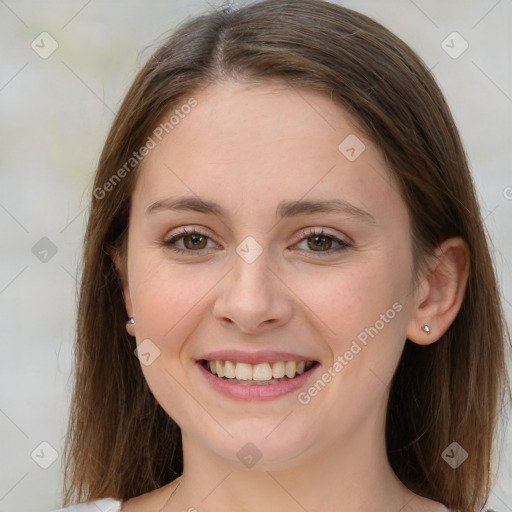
[110,247,135,337]
[406,237,470,345]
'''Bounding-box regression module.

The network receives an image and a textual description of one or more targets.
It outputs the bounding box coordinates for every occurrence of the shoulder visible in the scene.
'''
[121,477,182,511]
[404,494,450,512]
[49,498,122,512]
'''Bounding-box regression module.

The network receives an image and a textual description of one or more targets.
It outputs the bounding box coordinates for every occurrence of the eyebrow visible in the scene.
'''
[145,196,375,223]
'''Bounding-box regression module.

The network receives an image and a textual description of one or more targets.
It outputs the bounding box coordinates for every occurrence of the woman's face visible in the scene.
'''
[121,79,419,468]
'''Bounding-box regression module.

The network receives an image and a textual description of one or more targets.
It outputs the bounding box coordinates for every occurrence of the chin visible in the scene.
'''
[202,420,320,470]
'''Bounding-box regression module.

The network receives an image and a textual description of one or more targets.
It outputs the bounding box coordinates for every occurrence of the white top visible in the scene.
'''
[50,498,122,511]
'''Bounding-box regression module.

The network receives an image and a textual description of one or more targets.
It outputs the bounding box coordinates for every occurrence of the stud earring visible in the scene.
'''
[126,317,135,336]
[422,324,430,334]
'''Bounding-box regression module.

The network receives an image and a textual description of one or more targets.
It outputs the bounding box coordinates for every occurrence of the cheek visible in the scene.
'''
[291,258,408,346]
[129,252,218,340]
[289,258,409,412]
[128,256,217,430]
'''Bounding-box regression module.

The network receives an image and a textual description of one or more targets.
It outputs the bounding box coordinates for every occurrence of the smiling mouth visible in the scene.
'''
[200,359,318,385]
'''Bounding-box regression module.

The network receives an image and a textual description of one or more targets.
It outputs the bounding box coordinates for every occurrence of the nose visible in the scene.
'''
[212,249,293,335]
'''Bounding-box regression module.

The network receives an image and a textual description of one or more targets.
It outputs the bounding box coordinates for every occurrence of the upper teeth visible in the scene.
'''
[206,360,315,380]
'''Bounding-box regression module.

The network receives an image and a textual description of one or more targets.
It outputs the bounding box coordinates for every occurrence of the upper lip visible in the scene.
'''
[197,350,318,365]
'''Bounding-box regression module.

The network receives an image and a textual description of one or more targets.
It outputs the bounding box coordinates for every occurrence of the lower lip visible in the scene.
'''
[196,361,319,401]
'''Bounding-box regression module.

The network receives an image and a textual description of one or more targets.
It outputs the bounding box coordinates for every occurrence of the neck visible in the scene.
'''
[170,409,417,512]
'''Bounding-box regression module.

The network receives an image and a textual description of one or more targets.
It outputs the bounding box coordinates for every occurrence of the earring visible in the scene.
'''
[422,324,430,334]
[126,317,135,336]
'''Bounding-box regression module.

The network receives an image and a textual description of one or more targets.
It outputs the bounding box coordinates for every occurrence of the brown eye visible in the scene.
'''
[307,234,334,251]
[182,233,208,250]
[163,228,216,254]
[294,228,351,256]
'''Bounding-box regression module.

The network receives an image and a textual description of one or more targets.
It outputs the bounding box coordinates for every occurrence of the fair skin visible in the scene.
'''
[116,79,469,511]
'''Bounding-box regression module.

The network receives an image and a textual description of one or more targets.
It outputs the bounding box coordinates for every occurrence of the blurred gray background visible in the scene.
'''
[0,1,511,510]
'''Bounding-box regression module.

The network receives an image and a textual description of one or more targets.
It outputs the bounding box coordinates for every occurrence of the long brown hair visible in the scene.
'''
[62,1,510,510]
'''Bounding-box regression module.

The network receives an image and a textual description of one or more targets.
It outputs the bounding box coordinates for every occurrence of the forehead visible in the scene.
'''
[132,79,406,227]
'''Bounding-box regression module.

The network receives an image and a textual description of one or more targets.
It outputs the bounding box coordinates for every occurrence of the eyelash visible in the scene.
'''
[162,227,351,256]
